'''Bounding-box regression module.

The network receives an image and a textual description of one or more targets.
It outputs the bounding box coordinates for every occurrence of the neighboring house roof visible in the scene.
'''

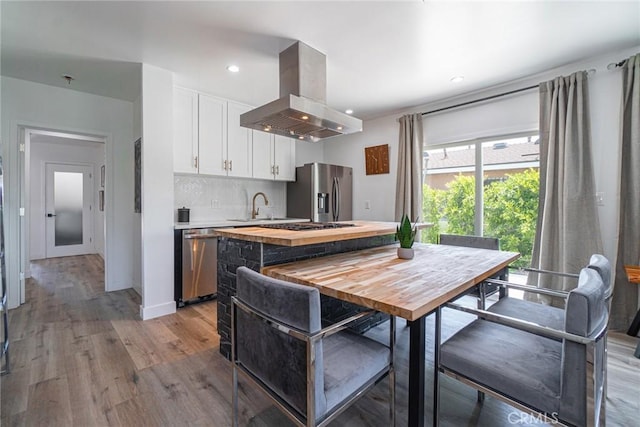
[426,140,540,171]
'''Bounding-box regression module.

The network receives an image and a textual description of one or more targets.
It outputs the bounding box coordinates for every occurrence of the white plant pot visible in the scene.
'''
[397,247,414,260]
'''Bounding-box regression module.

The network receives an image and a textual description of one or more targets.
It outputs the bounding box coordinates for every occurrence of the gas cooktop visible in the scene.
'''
[258,222,356,231]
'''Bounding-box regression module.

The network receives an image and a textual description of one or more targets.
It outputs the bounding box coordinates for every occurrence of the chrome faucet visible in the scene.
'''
[251,192,269,219]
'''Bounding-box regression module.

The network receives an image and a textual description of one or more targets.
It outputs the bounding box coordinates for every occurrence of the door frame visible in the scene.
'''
[44,162,95,258]
[17,126,108,305]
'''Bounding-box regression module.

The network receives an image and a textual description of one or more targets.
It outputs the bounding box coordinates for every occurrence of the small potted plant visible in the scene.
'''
[395,214,417,259]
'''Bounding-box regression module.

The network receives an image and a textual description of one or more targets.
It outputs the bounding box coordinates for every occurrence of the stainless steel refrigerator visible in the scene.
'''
[287,163,353,222]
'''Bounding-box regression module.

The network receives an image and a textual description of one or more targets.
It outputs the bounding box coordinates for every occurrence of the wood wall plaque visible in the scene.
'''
[365,144,390,175]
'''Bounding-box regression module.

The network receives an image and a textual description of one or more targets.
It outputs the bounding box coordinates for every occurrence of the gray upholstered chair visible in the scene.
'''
[485,254,612,330]
[439,234,507,309]
[231,267,395,427]
[437,267,608,426]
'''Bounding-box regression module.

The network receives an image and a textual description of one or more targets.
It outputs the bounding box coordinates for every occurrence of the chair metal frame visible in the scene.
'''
[435,283,608,427]
[231,296,395,427]
[439,234,507,310]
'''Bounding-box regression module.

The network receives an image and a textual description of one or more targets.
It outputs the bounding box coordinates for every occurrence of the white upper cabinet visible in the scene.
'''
[252,130,274,180]
[173,87,199,174]
[273,135,296,181]
[226,101,253,178]
[173,87,294,181]
[198,93,227,176]
[252,132,296,181]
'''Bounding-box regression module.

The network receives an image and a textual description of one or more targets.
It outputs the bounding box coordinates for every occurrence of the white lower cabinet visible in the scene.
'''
[252,133,296,181]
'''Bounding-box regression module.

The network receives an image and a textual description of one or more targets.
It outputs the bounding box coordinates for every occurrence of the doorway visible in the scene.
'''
[20,127,107,304]
[44,163,95,258]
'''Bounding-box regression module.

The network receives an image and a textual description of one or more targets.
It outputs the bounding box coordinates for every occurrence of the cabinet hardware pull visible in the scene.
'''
[271,165,274,175]
[276,165,280,175]
[223,160,227,170]
[229,160,233,171]
[194,156,198,169]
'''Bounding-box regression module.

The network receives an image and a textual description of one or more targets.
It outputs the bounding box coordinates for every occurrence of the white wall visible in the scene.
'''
[1,76,135,308]
[295,140,325,167]
[140,64,175,320]
[324,115,399,221]
[29,140,105,260]
[323,45,640,266]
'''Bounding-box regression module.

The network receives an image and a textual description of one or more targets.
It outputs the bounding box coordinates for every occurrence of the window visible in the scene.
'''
[422,134,539,269]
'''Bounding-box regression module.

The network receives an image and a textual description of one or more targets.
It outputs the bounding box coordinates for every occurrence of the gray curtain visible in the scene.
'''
[527,71,603,305]
[611,53,640,331]
[395,113,423,222]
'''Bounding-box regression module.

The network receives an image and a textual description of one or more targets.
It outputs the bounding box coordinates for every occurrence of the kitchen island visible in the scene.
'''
[214,220,398,359]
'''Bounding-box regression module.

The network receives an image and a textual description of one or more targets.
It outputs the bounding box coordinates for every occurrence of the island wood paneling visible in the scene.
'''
[213,220,398,246]
[262,243,520,321]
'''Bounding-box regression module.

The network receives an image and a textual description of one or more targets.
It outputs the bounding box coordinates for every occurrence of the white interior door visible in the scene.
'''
[45,163,94,258]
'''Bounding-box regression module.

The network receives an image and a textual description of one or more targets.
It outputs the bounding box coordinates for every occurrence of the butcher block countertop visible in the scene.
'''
[262,243,519,321]
[214,220,401,246]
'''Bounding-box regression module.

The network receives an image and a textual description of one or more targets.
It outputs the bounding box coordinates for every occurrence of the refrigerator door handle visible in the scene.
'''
[332,177,340,221]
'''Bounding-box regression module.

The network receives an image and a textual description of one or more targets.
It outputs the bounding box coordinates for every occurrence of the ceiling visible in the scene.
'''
[2,1,639,120]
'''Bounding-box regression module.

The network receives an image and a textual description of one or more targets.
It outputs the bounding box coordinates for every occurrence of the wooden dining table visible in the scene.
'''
[262,242,520,426]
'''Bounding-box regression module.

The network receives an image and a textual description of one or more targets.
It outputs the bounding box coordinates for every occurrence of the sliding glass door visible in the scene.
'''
[422,134,539,268]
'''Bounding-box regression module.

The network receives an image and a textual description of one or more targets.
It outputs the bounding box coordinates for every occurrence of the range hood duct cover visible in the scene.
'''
[240,41,362,142]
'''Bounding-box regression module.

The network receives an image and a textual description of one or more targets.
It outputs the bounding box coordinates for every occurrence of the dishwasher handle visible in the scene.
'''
[184,233,217,240]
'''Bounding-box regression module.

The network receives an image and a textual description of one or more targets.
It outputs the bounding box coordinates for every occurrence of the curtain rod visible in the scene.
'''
[421,84,538,117]
[420,61,620,117]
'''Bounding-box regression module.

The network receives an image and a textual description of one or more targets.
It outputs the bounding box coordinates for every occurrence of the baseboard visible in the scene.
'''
[139,300,176,320]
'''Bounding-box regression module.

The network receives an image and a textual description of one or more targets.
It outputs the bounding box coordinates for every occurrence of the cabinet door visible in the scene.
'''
[226,101,253,178]
[274,135,296,181]
[173,87,198,173]
[198,94,227,176]
[252,130,274,180]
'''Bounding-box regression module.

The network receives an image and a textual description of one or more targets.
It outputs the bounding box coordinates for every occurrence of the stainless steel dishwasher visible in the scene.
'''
[180,228,217,306]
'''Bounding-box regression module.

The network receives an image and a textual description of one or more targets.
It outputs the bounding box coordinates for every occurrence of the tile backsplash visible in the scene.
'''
[174,174,287,222]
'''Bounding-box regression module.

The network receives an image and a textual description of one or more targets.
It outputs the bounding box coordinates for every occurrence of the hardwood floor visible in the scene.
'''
[1,255,638,426]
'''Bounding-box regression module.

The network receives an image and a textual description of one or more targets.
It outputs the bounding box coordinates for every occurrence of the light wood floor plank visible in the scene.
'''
[65,348,122,427]
[25,376,73,426]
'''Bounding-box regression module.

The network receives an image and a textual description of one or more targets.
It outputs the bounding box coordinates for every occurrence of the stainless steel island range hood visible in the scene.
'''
[240,41,362,142]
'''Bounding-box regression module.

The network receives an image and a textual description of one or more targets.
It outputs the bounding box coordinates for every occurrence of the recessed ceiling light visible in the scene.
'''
[301,115,309,120]
[337,126,343,131]
[226,65,240,73]
[450,76,464,83]
[298,136,305,140]
[345,109,353,115]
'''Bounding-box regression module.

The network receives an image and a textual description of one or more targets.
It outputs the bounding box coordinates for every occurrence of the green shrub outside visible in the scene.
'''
[422,169,539,268]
